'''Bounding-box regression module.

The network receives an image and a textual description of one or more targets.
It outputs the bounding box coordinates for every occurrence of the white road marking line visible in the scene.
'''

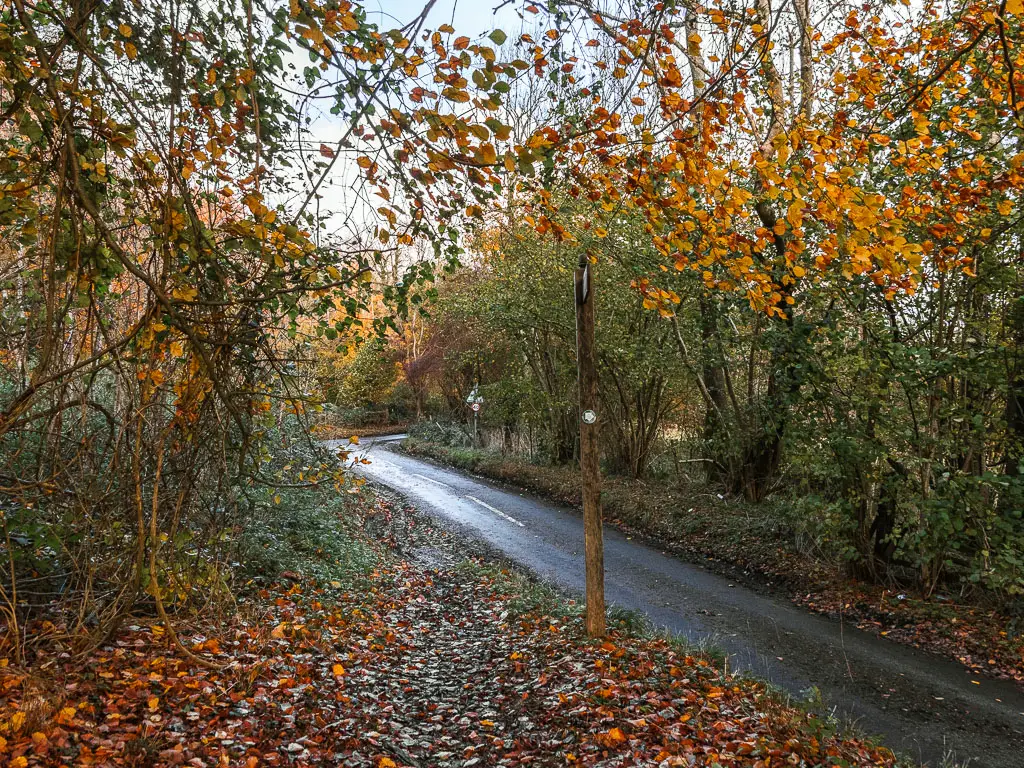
[465,495,525,528]
[413,473,454,490]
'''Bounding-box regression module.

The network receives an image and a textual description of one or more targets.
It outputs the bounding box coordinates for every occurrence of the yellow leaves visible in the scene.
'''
[11,756,27,768]
[442,87,470,103]
[172,285,198,301]
[526,132,554,150]
[8,711,26,733]
[338,11,360,31]
[786,200,803,229]
[378,759,397,768]
[479,143,498,165]
[55,706,77,726]
[332,663,346,676]
[298,24,326,46]
[125,42,138,60]
[243,192,267,217]
[1007,0,1023,15]
[148,696,160,711]
[792,265,807,278]
[138,368,165,386]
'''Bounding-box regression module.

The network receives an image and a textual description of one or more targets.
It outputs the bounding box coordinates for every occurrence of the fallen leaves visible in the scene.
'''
[2,559,898,768]
[1,494,897,767]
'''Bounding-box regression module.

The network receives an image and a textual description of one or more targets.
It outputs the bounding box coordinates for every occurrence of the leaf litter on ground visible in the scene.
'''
[1,496,897,767]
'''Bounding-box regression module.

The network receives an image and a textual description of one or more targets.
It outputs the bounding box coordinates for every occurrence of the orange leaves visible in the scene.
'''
[441,86,470,103]
[660,63,682,88]
[139,368,165,386]
[526,128,558,150]
[785,200,803,230]
[600,726,627,746]
[478,143,498,165]
[54,707,76,727]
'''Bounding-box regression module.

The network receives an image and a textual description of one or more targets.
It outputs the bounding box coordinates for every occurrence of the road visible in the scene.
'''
[345,435,1024,767]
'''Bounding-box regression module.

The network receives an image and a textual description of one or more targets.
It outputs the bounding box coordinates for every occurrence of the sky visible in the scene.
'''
[293,1,534,258]
[363,0,526,38]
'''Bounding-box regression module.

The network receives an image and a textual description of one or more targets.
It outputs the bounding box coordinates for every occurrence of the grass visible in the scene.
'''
[235,481,378,588]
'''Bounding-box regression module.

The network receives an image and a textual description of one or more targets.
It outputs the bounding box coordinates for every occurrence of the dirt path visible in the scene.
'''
[344,436,1024,768]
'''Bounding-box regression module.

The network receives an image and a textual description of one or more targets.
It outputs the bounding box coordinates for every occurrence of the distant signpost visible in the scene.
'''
[466,385,484,444]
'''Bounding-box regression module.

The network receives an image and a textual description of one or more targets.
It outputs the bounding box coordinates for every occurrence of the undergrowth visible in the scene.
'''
[235,483,378,588]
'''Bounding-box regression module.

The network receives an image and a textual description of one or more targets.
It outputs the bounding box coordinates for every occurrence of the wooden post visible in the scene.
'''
[575,256,605,637]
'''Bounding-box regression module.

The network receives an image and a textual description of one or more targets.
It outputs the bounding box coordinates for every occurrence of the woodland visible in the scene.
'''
[1,0,1023,765]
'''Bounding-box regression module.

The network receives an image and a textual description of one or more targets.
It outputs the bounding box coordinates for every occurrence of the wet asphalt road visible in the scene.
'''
[343,435,1024,767]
